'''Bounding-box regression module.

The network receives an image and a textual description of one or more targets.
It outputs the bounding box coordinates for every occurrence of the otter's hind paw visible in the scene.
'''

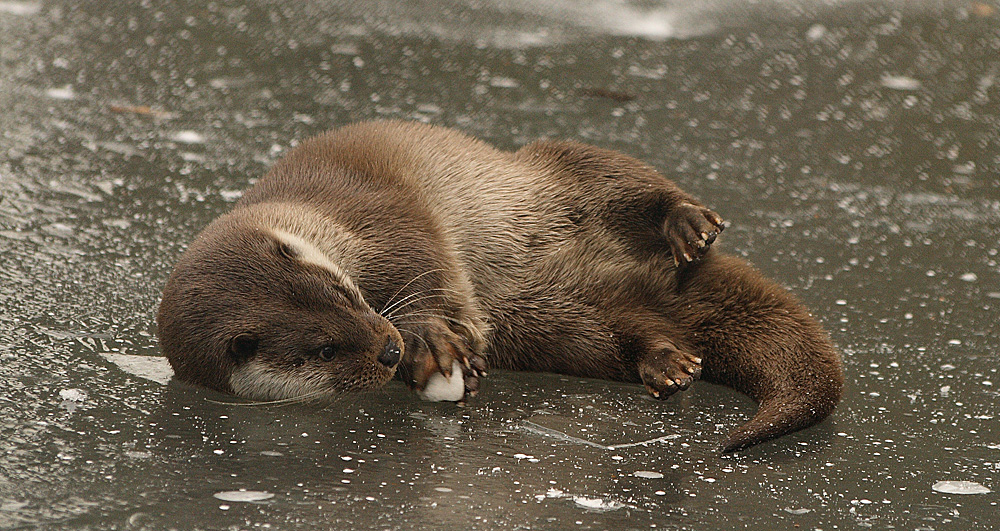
[638,342,702,399]
[664,203,724,267]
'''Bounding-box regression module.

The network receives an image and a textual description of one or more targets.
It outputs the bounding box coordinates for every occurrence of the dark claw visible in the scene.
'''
[464,375,480,394]
[469,354,488,374]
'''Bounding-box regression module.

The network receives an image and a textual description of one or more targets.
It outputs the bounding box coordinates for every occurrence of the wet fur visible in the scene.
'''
[158,121,843,452]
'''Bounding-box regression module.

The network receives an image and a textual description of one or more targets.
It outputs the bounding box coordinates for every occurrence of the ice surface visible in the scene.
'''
[0,500,29,511]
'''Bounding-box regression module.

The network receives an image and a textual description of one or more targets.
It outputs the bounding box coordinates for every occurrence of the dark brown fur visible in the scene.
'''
[157,121,843,452]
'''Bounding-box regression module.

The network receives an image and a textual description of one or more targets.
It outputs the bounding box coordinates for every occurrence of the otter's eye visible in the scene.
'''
[276,242,298,260]
[318,345,336,361]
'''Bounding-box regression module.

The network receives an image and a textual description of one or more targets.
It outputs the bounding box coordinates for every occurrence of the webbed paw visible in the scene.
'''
[664,203,724,267]
[638,340,702,399]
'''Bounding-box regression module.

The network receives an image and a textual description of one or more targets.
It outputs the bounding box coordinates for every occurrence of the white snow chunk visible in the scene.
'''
[100,353,174,385]
[59,388,87,402]
[219,189,243,202]
[953,162,976,175]
[46,85,75,100]
[213,490,275,502]
[489,76,520,88]
[633,471,664,479]
[784,507,813,515]
[932,481,991,495]
[571,496,625,512]
[960,273,978,282]
[881,75,922,91]
[417,360,464,402]
[170,130,206,144]
[805,24,827,42]
[125,451,152,459]
[0,2,41,16]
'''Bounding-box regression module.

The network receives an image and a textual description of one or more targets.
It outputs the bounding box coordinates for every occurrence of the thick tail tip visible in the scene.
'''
[717,388,841,453]
[719,423,779,454]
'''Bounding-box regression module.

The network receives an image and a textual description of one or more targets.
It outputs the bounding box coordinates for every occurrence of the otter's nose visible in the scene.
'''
[378,339,401,367]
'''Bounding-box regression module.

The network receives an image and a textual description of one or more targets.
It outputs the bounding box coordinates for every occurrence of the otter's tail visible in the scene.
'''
[702,335,844,453]
[691,257,845,453]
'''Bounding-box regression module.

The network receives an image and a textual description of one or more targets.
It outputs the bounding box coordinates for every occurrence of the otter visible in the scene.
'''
[157,121,843,453]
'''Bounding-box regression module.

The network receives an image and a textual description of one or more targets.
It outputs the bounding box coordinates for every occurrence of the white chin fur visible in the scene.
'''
[417,361,465,402]
[229,360,322,400]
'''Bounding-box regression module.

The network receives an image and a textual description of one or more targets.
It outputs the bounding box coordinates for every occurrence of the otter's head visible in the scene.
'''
[156,210,402,400]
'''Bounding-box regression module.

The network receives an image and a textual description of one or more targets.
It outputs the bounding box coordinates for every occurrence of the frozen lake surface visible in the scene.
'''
[1,0,998,528]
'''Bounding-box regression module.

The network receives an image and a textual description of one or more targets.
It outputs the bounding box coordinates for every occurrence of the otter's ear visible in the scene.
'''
[229,333,259,360]
[276,241,298,260]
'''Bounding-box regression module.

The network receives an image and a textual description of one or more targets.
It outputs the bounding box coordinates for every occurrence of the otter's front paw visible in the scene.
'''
[664,202,724,267]
[399,318,487,402]
[638,340,702,399]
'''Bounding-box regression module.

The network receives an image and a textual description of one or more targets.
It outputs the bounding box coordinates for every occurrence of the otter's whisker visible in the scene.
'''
[397,328,430,350]
[380,268,448,315]
[382,287,464,318]
[205,388,331,407]
[384,292,456,320]
[391,312,469,329]
[317,389,359,412]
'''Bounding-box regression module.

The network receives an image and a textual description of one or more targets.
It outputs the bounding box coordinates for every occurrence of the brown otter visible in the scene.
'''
[157,120,843,452]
